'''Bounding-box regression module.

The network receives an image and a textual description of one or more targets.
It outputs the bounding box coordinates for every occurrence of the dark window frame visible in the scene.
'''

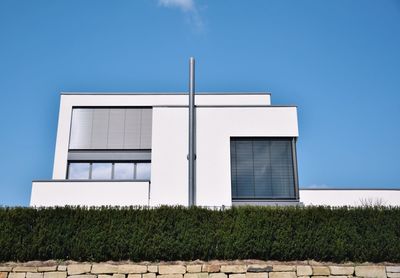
[230,137,299,201]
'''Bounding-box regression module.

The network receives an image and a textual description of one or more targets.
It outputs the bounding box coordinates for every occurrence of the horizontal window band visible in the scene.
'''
[68,150,151,161]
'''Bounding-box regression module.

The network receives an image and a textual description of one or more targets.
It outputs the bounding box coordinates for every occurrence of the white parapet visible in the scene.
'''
[30,180,150,207]
[300,189,400,206]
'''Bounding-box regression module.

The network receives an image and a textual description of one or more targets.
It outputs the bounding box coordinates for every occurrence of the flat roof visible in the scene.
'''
[60,92,271,95]
[152,105,297,108]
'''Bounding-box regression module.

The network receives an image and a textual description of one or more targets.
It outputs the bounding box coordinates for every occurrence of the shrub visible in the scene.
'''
[0,205,399,262]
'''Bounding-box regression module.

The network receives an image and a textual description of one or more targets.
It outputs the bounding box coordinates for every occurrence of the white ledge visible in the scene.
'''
[30,180,150,207]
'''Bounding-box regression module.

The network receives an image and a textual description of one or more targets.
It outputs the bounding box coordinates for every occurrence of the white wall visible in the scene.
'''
[31,181,150,207]
[196,107,298,206]
[150,106,298,206]
[300,189,400,206]
[150,107,189,206]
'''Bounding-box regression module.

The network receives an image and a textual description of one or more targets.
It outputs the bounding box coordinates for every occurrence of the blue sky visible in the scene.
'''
[0,0,399,206]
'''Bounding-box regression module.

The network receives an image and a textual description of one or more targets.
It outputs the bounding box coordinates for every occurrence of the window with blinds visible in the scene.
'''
[69,108,152,150]
[230,138,297,199]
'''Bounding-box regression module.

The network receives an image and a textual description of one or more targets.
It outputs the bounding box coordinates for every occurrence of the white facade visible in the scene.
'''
[30,92,400,207]
[299,189,400,206]
[151,106,298,206]
[51,93,273,180]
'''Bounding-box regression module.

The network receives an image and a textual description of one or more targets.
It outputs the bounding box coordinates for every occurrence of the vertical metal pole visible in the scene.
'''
[188,57,196,206]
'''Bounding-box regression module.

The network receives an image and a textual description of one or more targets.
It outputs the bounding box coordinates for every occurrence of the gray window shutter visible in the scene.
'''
[140,108,152,149]
[107,109,125,149]
[123,109,141,149]
[69,109,93,149]
[231,138,296,199]
[270,140,295,198]
[230,140,238,198]
[235,140,255,198]
[253,140,272,197]
[91,109,109,149]
[69,108,152,150]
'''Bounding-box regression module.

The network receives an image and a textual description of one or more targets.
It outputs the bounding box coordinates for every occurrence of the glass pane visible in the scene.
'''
[114,163,134,180]
[253,140,272,198]
[68,163,90,179]
[136,163,151,180]
[230,138,295,199]
[235,140,255,198]
[270,140,295,198]
[91,163,112,180]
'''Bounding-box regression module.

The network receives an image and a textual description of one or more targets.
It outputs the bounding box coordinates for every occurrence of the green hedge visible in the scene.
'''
[0,206,399,262]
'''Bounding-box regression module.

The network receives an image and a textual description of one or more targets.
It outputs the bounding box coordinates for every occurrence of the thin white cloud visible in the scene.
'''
[158,0,204,31]
[158,0,195,12]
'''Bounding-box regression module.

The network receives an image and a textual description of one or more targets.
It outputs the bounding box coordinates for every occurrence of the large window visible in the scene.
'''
[69,108,152,150]
[230,138,297,200]
[67,161,151,180]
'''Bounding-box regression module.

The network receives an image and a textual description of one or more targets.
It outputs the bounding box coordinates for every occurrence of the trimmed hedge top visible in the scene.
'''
[0,206,399,262]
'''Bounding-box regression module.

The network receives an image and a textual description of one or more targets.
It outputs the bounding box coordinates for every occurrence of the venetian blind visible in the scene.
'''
[69,108,152,149]
[231,138,296,199]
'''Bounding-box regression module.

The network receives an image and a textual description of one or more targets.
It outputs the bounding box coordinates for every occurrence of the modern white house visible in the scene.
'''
[32,92,300,206]
[30,92,400,207]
